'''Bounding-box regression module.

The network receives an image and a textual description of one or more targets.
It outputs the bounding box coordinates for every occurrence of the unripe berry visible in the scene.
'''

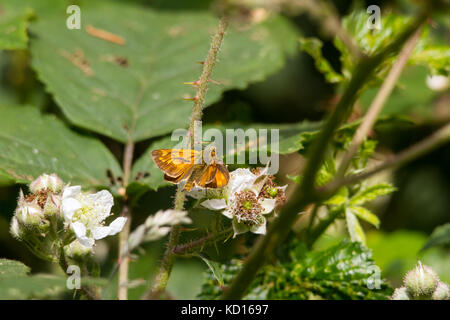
[9,216,23,239]
[43,193,62,217]
[404,262,439,298]
[15,199,45,226]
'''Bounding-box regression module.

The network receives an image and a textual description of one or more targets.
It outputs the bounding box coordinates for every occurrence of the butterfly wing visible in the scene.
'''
[205,163,230,188]
[151,149,199,178]
[194,164,218,188]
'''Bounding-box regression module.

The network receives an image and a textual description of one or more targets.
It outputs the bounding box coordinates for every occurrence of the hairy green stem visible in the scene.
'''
[221,11,428,300]
[324,122,450,195]
[188,17,228,133]
[173,227,233,255]
[146,17,228,299]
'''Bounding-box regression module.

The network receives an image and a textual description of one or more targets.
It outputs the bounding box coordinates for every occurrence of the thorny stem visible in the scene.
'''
[324,122,450,196]
[221,11,428,300]
[145,17,229,299]
[188,17,228,133]
[173,227,233,255]
[118,140,134,300]
[336,26,423,177]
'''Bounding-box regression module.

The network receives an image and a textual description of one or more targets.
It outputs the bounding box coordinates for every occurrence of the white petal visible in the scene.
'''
[92,217,127,240]
[201,199,227,211]
[92,226,112,240]
[62,186,81,200]
[71,222,93,247]
[146,226,171,241]
[250,218,267,235]
[61,198,82,221]
[259,198,276,214]
[108,217,127,235]
[71,221,86,238]
[88,190,114,221]
[78,236,94,248]
[221,208,234,219]
[232,219,250,238]
[228,168,258,197]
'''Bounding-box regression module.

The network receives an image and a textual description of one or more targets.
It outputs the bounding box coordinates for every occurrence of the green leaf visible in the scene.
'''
[0,4,33,51]
[345,209,366,244]
[0,105,122,187]
[198,241,393,299]
[0,259,67,299]
[411,45,450,76]
[0,274,67,299]
[421,223,450,252]
[336,11,447,84]
[299,37,343,83]
[359,66,438,119]
[324,187,349,206]
[196,253,224,287]
[0,259,29,280]
[349,206,380,229]
[30,0,300,142]
[349,183,396,206]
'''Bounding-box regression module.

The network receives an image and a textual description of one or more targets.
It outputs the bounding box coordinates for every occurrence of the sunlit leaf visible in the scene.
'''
[346,209,366,244]
[349,183,396,206]
[299,37,343,83]
[350,206,380,229]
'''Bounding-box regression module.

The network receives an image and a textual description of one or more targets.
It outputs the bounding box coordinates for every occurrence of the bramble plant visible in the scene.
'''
[0,0,449,300]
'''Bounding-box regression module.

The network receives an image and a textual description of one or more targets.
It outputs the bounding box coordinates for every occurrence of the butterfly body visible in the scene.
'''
[151,147,229,191]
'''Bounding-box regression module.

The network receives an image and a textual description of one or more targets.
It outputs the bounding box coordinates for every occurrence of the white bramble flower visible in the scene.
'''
[195,167,287,237]
[61,186,127,248]
[127,209,191,253]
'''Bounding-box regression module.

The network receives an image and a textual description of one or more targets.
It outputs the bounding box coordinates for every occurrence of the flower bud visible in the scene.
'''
[29,173,64,194]
[392,287,411,300]
[432,282,449,300]
[15,199,45,226]
[64,240,92,259]
[43,193,61,217]
[404,262,439,297]
[10,216,23,239]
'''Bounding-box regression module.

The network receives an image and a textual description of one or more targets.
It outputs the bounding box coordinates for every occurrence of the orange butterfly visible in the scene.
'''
[151,146,230,191]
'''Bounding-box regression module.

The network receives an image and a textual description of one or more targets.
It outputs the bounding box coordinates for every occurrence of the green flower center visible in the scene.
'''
[242,200,253,210]
[267,187,278,197]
